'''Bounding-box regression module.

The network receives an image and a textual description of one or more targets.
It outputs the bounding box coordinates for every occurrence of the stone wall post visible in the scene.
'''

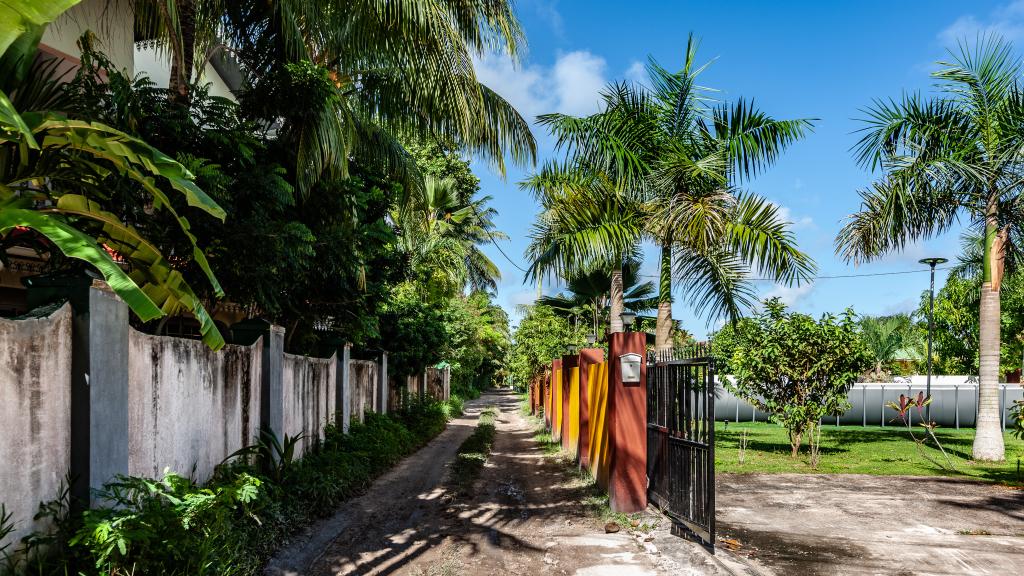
[607,331,647,513]
[231,319,285,442]
[338,343,352,433]
[25,277,130,506]
[377,351,389,414]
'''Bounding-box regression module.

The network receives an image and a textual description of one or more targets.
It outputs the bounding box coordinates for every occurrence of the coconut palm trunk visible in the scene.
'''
[609,265,625,333]
[166,0,196,104]
[975,205,1006,461]
[655,240,674,351]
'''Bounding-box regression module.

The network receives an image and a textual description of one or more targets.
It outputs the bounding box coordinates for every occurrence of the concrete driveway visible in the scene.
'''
[717,473,1024,575]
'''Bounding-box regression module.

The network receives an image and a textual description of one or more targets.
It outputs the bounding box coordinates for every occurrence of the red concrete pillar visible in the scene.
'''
[551,358,562,436]
[543,368,552,427]
[607,332,647,513]
[560,354,577,449]
[577,348,604,467]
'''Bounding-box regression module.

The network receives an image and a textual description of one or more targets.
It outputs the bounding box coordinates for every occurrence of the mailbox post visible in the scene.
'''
[607,331,647,513]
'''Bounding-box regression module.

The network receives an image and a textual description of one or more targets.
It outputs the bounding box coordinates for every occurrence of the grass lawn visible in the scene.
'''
[716,421,1024,485]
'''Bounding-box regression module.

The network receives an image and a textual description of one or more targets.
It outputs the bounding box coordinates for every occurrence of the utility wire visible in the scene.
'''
[469,203,529,273]
[637,265,956,282]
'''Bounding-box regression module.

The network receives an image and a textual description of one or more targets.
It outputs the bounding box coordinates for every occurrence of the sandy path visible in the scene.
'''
[268,389,674,576]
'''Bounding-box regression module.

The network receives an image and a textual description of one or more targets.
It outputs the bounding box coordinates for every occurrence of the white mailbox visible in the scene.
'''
[619,352,643,384]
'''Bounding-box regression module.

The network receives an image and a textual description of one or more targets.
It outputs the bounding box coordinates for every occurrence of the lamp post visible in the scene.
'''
[567,344,578,356]
[586,333,597,346]
[919,257,948,422]
[620,311,636,332]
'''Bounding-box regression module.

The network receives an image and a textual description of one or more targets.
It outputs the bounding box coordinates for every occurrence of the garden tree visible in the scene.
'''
[440,291,511,394]
[0,5,227,348]
[60,43,405,352]
[535,34,815,350]
[508,304,587,391]
[727,299,871,457]
[536,262,657,336]
[914,269,1024,376]
[836,36,1024,460]
[858,314,922,380]
[708,317,757,374]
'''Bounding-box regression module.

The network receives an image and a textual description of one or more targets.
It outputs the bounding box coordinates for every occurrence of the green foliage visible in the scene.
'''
[858,314,922,379]
[509,304,587,390]
[4,399,457,576]
[70,472,261,576]
[708,317,757,374]
[727,298,872,456]
[917,271,1024,376]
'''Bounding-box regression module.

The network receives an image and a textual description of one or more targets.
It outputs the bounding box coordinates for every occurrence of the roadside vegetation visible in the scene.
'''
[1,398,459,576]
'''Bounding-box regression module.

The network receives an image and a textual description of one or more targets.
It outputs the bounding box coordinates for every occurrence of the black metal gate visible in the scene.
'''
[646,346,716,549]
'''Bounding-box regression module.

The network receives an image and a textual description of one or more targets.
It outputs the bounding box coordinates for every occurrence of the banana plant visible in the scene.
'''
[0,0,226,348]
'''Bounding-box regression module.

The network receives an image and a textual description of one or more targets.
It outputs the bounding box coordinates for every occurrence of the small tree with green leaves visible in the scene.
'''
[727,298,872,457]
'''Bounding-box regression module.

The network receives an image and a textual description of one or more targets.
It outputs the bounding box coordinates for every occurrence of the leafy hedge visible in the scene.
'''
[1,399,456,576]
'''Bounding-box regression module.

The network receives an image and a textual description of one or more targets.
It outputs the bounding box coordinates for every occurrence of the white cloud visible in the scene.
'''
[760,282,815,308]
[474,50,608,122]
[939,1,1024,45]
[625,60,647,87]
[773,203,814,230]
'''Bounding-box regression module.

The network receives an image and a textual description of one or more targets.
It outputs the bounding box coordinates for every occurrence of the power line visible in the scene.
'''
[637,265,956,282]
[469,203,529,273]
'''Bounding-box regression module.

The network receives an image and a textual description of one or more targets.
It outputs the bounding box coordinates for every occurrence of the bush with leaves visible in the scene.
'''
[509,304,587,391]
[727,298,872,457]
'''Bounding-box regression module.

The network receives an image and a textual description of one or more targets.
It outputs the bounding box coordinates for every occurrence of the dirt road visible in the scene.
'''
[265,389,683,576]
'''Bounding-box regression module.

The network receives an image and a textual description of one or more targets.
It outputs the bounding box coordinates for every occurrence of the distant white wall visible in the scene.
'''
[282,353,336,455]
[0,305,72,552]
[41,0,134,73]
[128,331,262,482]
[134,45,237,101]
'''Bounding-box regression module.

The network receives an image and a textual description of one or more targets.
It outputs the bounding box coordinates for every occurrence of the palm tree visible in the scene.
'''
[537,35,815,350]
[858,315,921,380]
[836,36,1024,461]
[537,262,657,336]
[523,162,646,333]
[394,176,505,297]
[130,0,537,193]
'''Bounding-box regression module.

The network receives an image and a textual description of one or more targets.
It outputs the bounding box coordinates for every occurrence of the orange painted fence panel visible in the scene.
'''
[586,360,611,489]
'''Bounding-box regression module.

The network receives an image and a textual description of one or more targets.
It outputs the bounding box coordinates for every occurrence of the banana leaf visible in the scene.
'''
[0,203,163,321]
[0,1,79,58]
[54,194,225,350]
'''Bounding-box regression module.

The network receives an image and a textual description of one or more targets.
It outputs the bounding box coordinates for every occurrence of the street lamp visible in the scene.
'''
[566,344,578,356]
[620,311,636,332]
[919,257,948,422]
[586,333,597,346]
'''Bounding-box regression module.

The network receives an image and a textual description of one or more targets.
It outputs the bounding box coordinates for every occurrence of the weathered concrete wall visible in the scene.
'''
[128,331,262,482]
[349,360,377,423]
[282,353,336,455]
[0,304,72,552]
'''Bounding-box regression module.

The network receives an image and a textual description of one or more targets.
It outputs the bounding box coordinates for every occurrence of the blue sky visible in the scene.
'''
[470,0,1024,337]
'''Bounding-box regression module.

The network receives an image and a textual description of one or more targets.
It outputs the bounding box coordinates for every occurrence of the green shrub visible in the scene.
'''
[4,401,454,576]
[449,408,497,497]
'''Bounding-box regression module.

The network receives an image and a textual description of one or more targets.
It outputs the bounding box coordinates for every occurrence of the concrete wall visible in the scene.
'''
[41,0,134,73]
[128,331,262,482]
[282,353,336,455]
[0,304,72,552]
[716,379,1024,429]
[349,360,377,423]
[134,45,237,101]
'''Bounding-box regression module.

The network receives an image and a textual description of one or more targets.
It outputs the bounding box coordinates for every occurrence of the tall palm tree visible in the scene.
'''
[836,36,1024,461]
[523,162,645,333]
[537,35,815,350]
[858,315,921,380]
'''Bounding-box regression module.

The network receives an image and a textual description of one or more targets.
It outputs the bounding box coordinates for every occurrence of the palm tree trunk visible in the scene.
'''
[974,210,1006,461]
[655,240,673,352]
[609,265,624,333]
[168,0,196,104]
